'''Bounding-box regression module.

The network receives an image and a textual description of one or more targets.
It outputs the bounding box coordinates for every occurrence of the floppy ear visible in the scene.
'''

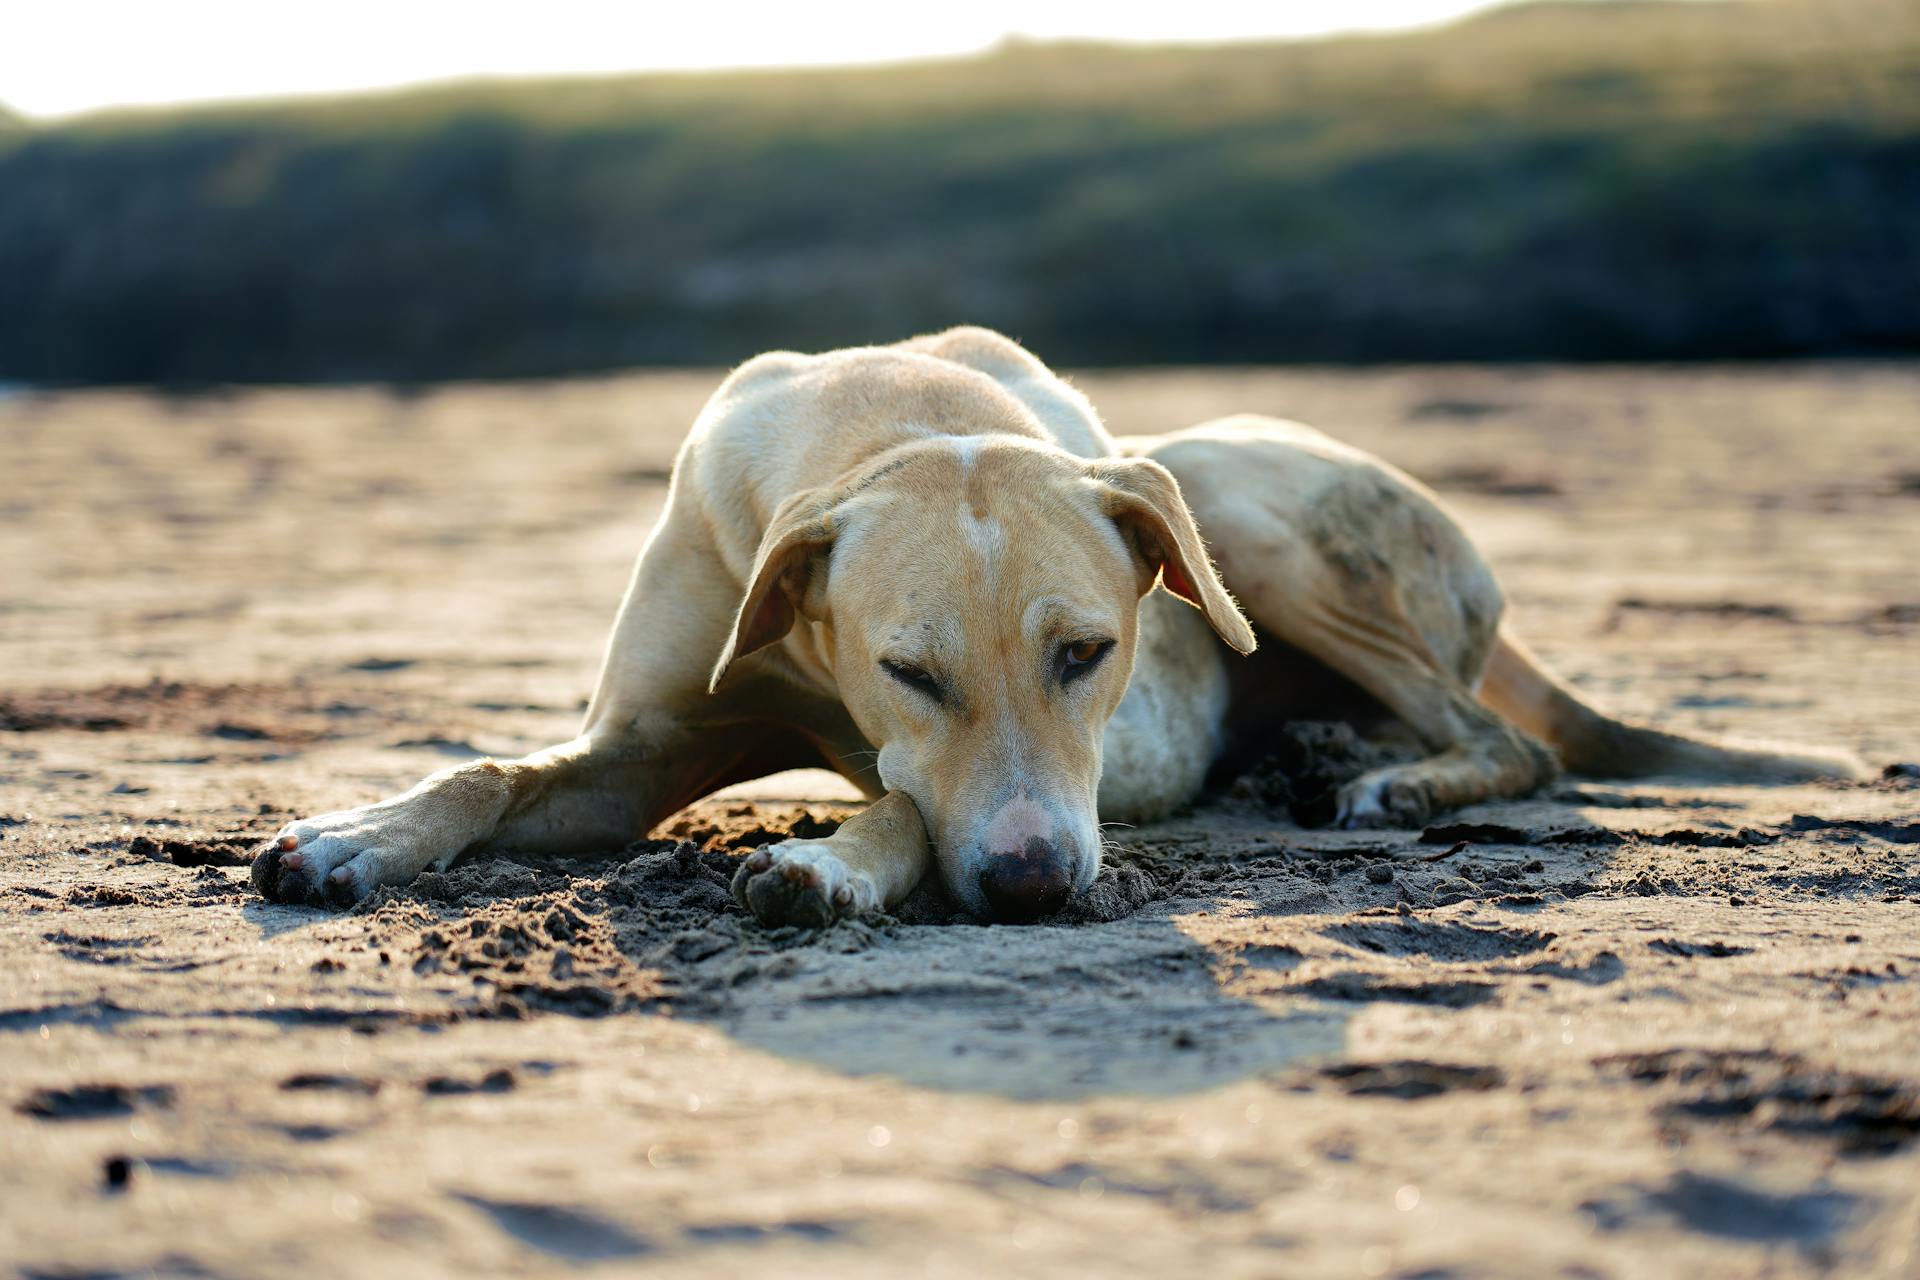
[708,490,838,692]
[1093,458,1257,655]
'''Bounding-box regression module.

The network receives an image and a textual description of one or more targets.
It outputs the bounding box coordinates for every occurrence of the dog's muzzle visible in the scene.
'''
[977,835,1074,923]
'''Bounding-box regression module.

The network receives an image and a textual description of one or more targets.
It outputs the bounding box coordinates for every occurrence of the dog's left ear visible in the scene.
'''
[708,488,838,692]
[1093,458,1257,655]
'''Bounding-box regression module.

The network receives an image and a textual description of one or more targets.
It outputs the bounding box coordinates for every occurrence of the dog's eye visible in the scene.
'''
[881,659,944,704]
[1060,639,1112,684]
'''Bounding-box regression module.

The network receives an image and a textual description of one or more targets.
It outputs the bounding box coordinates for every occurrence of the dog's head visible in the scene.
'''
[710,436,1254,921]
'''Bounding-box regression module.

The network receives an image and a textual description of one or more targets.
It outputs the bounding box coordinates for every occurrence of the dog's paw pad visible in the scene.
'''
[251,837,327,905]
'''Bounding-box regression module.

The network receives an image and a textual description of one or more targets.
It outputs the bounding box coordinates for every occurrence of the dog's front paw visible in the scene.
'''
[250,805,441,908]
[731,840,878,929]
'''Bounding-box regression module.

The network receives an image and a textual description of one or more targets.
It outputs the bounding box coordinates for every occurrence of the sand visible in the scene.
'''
[1,364,1917,1279]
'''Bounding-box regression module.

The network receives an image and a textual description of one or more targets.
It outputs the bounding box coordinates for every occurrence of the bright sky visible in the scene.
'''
[2,0,1505,119]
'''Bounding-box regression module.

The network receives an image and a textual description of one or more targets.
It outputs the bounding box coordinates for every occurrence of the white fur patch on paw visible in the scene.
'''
[765,841,879,913]
[1334,777,1392,829]
[733,839,879,927]
[1334,767,1435,830]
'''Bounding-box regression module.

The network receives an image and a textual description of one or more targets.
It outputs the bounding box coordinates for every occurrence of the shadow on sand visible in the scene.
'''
[268,786,1643,1102]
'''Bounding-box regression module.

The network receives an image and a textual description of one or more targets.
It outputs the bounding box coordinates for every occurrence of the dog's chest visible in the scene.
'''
[1096,594,1230,824]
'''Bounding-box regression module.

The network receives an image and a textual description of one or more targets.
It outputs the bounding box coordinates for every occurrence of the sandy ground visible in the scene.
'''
[2,364,1918,1280]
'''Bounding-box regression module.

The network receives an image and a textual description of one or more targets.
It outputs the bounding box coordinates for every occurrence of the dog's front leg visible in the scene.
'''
[731,790,929,928]
[250,729,670,906]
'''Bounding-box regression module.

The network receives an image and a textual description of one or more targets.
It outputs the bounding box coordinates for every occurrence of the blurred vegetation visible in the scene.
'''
[1,0,1916,383]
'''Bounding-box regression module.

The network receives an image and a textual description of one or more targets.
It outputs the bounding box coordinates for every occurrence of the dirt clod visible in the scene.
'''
[1318,1061,1506,1099]
[1227,721,1418,826]
[17,1084,176,1120]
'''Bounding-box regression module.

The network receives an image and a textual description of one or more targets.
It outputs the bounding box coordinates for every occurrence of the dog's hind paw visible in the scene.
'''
[731,840,878,929]
[1334,769,1436,830]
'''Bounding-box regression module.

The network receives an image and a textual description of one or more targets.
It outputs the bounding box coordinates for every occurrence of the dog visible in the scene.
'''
[249,327,1860,925]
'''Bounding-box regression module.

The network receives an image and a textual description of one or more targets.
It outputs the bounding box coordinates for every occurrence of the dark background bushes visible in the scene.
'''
[2,0,1915,383]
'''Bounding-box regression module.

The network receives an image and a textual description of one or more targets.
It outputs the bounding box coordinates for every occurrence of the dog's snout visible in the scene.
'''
[978,835,1073,923]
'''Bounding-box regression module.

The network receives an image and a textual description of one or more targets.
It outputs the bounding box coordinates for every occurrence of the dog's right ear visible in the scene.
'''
[708,489,838,692]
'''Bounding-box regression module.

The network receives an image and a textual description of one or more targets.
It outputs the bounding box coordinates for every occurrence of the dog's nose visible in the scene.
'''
[978,836,1073,922]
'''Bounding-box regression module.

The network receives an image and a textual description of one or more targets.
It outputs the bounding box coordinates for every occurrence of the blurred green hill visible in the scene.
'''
[2,0,1916,383]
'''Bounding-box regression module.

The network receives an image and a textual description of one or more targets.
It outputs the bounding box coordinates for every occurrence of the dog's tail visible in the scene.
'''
[1477,627,1864,783]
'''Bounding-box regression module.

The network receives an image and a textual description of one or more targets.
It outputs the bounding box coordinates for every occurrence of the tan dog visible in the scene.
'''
[250,328,1859,924]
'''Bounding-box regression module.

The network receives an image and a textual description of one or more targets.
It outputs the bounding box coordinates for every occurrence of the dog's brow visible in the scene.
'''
[881,617,962,666]
[1022,596,1113,646]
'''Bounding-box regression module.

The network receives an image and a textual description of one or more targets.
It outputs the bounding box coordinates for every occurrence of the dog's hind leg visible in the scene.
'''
[1267,593,1557,827]
[1135,416,1557,828]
